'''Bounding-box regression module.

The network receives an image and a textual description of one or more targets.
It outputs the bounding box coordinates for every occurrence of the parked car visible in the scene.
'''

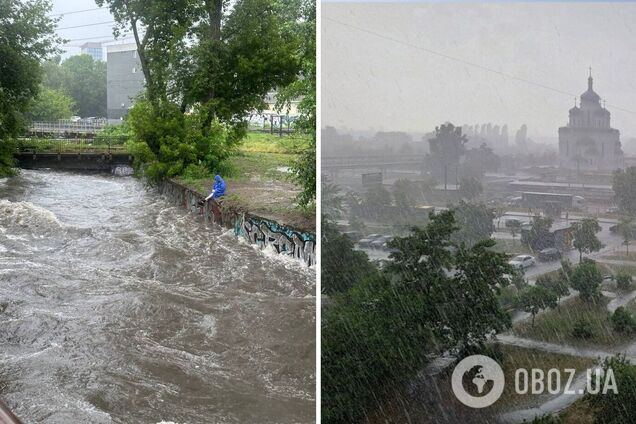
[357,234,383,248]
[538,248,561,261]
[508,255,536,269]
[505,218,529,229]
[371,235,394,250]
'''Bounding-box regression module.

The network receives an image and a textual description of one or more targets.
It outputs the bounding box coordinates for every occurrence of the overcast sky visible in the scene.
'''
[322,2,636,138]
[50,0,130,60]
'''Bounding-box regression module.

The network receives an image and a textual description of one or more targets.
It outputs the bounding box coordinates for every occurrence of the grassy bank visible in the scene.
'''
[178,131,315,232]
[514,296,633,347]
[495,345,595,412]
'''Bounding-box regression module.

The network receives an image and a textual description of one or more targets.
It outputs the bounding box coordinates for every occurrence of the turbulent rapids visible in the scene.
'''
[0,170,315,423]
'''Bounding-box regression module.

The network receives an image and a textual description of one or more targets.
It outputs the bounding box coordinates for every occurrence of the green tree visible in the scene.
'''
[25,87,75,121]
[321,219,378,295]
[347,214,366,235]
[98,0,310,184]
[510,269,529,290]
[525,215,553,251]
[278,0,315,206]
[618,216,634,255]
[451,201,495,247]
[570,259,603,303]
[517,285,557,327]
[616,272,632,292]
[611,307,636,334]
[393,179,417,209]
[59,55,106,117]
[572,218,603,262]
[321,273,434,423]
[0,0,60,175]
[458,176,483,200]
[536,274,570,304]
[572,319,595,339]
[586,355,636,423]
[321,179,345,220]
[363,184,392,216]
[323,210,514,422]
[613,167,636,216]
[428,123,467,190]
[386,210,512,348]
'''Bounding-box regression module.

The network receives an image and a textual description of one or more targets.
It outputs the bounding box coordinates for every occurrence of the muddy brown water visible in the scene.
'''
[0,170,315,424]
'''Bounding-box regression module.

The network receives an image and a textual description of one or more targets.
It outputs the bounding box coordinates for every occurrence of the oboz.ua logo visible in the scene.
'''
[451,354,620,408]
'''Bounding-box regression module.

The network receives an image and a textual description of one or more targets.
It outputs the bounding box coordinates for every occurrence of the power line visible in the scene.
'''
[61,34,133,45]
[324,16,636,115]
[57,20,116,30]
[49,7,106,17]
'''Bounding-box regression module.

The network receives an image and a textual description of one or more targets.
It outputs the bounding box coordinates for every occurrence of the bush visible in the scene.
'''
[127,100,242,182]
[616,272,633,291]
[611,307,636,333]
[586,355,636,423]
[572,319,595,339]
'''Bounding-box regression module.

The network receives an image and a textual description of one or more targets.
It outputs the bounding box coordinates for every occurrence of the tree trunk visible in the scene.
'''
[532,313,535,328]
[200,0,224,132]
[128,16,156,104]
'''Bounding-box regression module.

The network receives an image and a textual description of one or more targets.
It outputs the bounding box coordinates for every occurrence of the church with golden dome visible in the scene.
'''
[558,72,624,171]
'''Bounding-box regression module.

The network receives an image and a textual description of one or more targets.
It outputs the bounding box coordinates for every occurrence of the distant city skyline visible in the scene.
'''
[322,2,636,139]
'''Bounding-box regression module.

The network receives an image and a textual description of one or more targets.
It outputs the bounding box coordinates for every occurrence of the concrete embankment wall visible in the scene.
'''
[16,152,133,171]
[159,179,315,266]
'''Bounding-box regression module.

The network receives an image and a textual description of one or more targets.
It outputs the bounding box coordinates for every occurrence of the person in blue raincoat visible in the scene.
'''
[205,175,226,201]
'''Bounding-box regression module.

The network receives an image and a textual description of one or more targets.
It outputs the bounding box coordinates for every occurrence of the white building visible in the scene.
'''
[558,73,624,171]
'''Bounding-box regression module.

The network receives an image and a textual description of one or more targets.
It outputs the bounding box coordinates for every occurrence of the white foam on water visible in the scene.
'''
[199,314,217,338]
[0,199,63,234]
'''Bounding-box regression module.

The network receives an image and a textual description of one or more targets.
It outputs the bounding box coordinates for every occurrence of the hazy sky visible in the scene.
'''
[322,2,636,138]
[50,0,129,60]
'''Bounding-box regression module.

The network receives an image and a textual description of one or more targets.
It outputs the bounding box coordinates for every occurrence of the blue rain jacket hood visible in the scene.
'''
[212,175,226,198]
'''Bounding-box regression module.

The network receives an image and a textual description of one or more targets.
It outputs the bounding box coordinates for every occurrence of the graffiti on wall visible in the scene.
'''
[236,215,316,266]
[160,179,315,266]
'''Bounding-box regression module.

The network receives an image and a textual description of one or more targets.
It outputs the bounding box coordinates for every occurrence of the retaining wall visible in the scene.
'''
[159,179,315,266]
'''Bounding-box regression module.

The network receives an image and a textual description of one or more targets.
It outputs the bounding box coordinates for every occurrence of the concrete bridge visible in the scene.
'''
[16,152,133,172]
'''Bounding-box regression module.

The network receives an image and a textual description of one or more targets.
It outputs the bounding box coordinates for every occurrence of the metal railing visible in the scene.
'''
[17,137,128,155]
[28,119,110,136]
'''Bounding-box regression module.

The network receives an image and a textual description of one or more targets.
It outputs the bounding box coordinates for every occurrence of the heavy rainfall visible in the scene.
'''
[322,2,636,424]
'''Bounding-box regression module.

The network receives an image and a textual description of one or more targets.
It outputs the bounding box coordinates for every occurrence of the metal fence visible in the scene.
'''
[17,136,128,155]
[28,119,111,136]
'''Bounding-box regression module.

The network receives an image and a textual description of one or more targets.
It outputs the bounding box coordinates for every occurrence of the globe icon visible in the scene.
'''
[471,366,494,394]
[451,355,505,408]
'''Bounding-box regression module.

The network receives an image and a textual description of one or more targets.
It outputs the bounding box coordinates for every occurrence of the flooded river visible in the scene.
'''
[0,170,315,423]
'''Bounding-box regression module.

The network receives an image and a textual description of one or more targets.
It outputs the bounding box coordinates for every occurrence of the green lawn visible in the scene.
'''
[560,398,596,424]
[240,131,311,154]
[490,239,534,255]
[514,296,633,347]
[495,345,595,412]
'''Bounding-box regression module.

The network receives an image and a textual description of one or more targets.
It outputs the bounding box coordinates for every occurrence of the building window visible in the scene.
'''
[132,67,137,74]
[133,51,137,58]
